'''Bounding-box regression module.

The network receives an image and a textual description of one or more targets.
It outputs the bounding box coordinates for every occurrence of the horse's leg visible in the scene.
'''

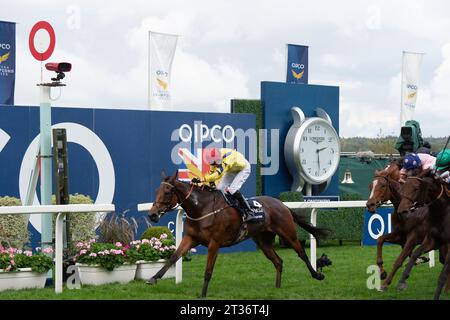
[379,234,417,291]
[147,235,194,285]
[200,241,220,298]
[254,232,283,288]
[434,244,450,300]
[276,227,323,280]
[397,236,435,291]
[376,232,402,280]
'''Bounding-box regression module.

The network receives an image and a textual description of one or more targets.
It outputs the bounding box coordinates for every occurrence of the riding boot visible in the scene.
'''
[233,190,256,222]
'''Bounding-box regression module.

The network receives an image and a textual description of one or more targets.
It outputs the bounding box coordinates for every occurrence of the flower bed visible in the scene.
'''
[130,234,177,280]
[0,245,53,291]
[73,240,139,285]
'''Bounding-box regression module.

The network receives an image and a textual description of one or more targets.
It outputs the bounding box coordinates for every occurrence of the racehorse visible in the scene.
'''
[147,171,329,298]
[366,161,430,291]
[396,171,450,299]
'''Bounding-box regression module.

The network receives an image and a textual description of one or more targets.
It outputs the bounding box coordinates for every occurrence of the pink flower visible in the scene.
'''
[124,245,130,249]
[79,249,87,255]
[89,253,97,257]
[76,242,85,248]
[24,250,33,257]
[89,239,96,243]
[42,247,54,254]
[160,233,168,239]
[5,265,11,272]
[115,242,122,247]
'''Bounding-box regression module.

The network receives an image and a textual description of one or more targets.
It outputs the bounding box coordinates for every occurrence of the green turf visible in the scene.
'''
[0,244,447,300]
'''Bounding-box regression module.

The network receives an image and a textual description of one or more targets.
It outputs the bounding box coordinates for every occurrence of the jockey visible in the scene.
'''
[399,152,436,183]
[191,147,257,222]
[434,149,450,184]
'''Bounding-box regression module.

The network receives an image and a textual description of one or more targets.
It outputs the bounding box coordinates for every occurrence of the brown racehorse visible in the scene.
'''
[147,171,329,298]
[366,161,431,291]
[396,171,450,299]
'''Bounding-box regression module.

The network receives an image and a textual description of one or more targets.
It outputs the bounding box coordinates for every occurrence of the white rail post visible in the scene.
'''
[429,250,435,267]
[55,212,65,293]
[310,208,317,271]
[175,208,184,284]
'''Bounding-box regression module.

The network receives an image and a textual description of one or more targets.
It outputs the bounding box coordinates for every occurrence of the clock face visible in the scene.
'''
[297,118,340,184]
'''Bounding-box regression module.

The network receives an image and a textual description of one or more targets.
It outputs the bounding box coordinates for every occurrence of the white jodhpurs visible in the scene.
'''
[217,161,251,194]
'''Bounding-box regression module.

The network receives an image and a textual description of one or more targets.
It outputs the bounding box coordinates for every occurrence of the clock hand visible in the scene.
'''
[317,146,328,152]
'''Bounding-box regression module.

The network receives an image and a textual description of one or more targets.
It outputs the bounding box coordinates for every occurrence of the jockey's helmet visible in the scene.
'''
[204,148,221,164]
[435,149,450,171]
[403,153,421,170]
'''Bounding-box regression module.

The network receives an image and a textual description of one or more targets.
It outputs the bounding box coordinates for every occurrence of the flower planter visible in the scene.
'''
[135,259,175,280]
[76,263,137,286]
[0,268,47,291]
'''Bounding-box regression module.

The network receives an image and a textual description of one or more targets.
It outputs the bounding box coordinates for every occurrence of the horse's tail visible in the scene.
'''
[289,209,330,241]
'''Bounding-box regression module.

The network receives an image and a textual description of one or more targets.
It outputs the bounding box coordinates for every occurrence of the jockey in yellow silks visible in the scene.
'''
[191,147,257,221]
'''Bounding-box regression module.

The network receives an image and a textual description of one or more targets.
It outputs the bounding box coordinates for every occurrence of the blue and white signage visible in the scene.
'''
[363,207,394,246]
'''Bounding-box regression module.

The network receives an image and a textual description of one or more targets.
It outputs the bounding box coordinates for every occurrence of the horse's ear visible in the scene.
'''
[170,170,178,182]
[161,170,167,180]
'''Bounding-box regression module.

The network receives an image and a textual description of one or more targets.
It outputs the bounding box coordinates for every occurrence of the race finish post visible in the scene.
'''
[28,21,72,272]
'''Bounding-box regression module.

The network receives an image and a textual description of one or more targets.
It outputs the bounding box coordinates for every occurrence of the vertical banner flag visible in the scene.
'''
[286,44,308,84]
[0,21,15,105]
[148,31,178,110]
[400,51,424,126]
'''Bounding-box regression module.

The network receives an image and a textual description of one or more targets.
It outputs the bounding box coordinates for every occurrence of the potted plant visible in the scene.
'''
[73,240,139,286]
[0,245,53,291]
[133,229,177,280]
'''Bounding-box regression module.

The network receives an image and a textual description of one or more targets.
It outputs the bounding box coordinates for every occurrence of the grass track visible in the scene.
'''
[0,244,448,300]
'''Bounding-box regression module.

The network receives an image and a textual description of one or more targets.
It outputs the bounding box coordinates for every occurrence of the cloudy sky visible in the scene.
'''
[3,0,450,137]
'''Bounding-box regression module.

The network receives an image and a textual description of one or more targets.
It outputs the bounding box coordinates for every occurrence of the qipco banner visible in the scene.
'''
[0,21,15,105]
[400,51,423,126]
[286,44,308,84]
[362,207,394,246]
[0,106,256,253]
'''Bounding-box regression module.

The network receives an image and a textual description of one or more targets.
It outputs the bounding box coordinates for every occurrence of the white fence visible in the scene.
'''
[0,204,115,293]
[137,200,435,283]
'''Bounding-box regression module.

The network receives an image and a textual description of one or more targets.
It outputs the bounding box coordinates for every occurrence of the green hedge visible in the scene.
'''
[231,99,263,196]
[140,226,174,240]
[278,192,364,242]
[0,196,29,248]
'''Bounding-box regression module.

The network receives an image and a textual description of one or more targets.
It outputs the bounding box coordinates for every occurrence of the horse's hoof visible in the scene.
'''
[397,282,408,291]
[380,271,387,280]
[314,272,325,280]
[146,277,157,285]
[377,284,388,292]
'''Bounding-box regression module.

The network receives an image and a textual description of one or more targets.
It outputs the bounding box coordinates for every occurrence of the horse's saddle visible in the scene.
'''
[221,191,265,221]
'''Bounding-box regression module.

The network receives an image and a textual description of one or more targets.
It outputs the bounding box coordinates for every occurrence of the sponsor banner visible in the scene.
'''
[148,31,178,110]
[0,106,256,253]
[400,51,424,126]
[0,21,15,105]
[363,207,394,246]
[304,195,340,210]
[286,44,308,84]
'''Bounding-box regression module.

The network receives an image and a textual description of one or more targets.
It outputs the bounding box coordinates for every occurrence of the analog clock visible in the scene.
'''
[284,107,340,191]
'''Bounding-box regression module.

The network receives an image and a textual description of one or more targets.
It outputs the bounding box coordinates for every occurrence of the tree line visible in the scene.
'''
[340,136,448,154]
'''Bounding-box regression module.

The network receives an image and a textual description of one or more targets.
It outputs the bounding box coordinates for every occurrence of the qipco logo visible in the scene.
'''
[156,69,168,77]
[177,121,235,144]
[406,84,418,90]
[0,43,11,50]
[291,63,305,70]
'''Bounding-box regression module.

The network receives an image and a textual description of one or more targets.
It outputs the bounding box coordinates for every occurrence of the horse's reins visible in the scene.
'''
[374,175,399,207]
[154,181,194,213]
[402,176,446,210]
[157,181,229,221]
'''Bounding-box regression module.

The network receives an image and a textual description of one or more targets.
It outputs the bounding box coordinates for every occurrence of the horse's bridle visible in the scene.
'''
[153,181,194,214]
[373,175,397,207]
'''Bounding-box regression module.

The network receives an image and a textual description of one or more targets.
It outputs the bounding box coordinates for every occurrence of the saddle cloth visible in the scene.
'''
[221,191,265,221]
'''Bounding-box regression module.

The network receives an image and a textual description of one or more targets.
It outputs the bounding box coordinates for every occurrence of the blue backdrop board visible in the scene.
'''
[0,105,256,253]
[260,81,340,197]
[363,207,394,246]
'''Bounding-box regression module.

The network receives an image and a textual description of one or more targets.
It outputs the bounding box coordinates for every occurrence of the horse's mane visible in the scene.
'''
[375,159,401,177]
